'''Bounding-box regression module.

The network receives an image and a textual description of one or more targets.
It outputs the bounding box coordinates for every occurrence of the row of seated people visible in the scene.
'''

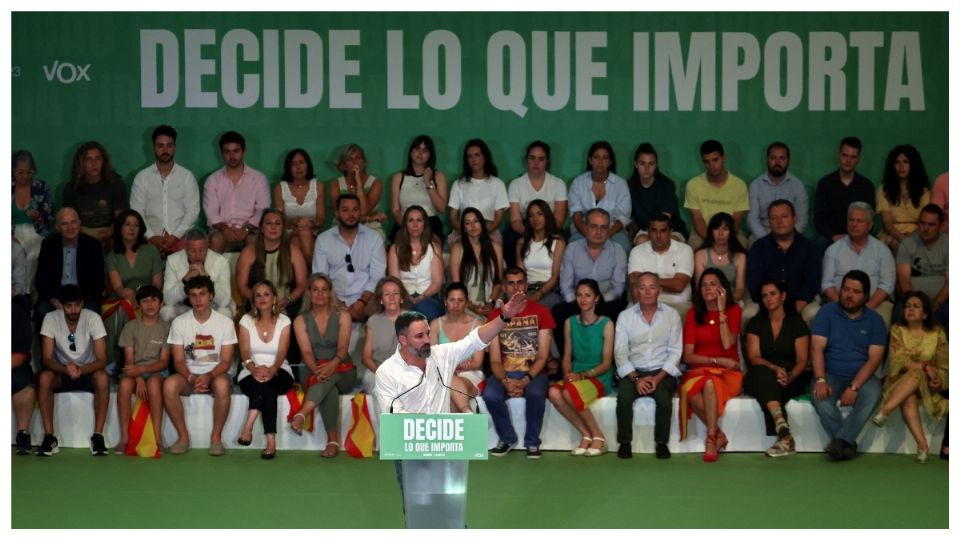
[12,260,948,465]
[12,128,949,297]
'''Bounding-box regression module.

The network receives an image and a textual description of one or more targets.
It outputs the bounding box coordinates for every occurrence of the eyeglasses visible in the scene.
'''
[68,333,76,352]
[345,253,355,273]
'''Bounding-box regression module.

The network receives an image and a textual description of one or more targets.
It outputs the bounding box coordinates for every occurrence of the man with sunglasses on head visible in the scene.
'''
[36,284,110,456]
[313,194,386,326]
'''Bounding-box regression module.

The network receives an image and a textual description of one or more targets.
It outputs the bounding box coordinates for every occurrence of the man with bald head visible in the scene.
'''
[34,207,105,327]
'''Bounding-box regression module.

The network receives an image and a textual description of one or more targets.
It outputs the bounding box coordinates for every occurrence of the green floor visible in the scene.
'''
[11,448,948,528]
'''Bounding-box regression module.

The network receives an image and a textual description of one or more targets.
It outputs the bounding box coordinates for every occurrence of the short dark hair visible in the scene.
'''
[920,203,945,224]
[840,136,862,151]
[336,193,361,209]
[766,141,790,158]
[767,199,796,217]
[136,285,162,303]
[57,284,84,304]
[841,270,871,295]
[152,125,177,142]
[700,139,724,156]
[395,311,428,337]
[219,130,245,150]
[504,267,527,280]
[183,275,215,296]
[648,212,672,228]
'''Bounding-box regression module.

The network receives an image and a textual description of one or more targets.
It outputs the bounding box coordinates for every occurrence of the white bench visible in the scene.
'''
[13,392,943,454]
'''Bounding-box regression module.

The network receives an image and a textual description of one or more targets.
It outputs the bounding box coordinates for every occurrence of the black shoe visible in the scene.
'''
[841,440,858,461]
[15,430,31,455]
[655,442,671,459]
[237,437,252,447]
[824,438,844,461]
[35,434,59,457]
[261,449,276,460]
[490,441,514,457]
[91,433,108,456]
[617,443,632,459]
[526,446,542,460]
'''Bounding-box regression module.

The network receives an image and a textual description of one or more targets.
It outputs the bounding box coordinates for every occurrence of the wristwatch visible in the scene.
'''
[499,312,512,323]
[848,383,859,392]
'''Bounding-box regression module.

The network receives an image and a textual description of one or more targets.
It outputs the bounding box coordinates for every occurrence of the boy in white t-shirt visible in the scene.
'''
[163,275,238,456]
[37,284,110,456]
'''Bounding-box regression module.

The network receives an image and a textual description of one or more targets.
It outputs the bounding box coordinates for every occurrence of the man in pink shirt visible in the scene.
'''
[203,131,270,253]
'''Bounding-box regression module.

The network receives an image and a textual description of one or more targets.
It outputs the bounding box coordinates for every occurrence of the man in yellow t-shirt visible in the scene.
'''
[683,139,750,250]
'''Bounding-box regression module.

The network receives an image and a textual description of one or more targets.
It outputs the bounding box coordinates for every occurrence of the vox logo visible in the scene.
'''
[43,60,91,84]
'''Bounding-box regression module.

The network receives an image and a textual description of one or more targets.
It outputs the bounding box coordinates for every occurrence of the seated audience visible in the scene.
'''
[872,291,948,463]
[12,149,55,289]
[103,209,163,369]
[744,280,811,458]
[129,125,200,256]
[516,199,566,309]
[236,208,308,319]
[161,228,235,322]
[627,213,693,316]
[614,272,683,460]
[388,205,444,321]
[895,204,948,327]
[810,270,886,461]
[822,202,896,327]
[204,130,270,253]
[505,141,568,267]
[35,207,105,326]
[747,142,808,241]
[273,149,325,264]
[548,278,614,457]
[290,273,356,458]
[813,136,875,255]
[390,134,449,243]
[627,142,688,245]
[237,280,295,460]
[330,144,387,238]
[12,303,36,455]
[447,138,509,244]
[37,284,110,456]
[568,141,633,254]
[114,285,169,454]
[430,282,485,412]
[877,144,931,255]
[483,268,555,459]
[449,207,504,318]
[693,212,747,304]
[679,269,743,463]
[362,277,408,393]
[683,139,749,250]
[745,199,822,326]
[163,275,238,456]
[62,141,127,249]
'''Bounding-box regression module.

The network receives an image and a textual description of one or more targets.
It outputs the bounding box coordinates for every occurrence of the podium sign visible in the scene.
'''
[379,414,488,460]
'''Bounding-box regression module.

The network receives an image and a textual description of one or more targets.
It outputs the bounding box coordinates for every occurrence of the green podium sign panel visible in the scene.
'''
[379,413,489,460]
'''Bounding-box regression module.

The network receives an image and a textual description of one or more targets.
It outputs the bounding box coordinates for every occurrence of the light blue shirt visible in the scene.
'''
[614,301,683,378]
[568,171,632,228]
[312,224,386,305]
[559,238,626,303]
[747,172,809,238]
[822,235,895,296]
[61,243,78,285]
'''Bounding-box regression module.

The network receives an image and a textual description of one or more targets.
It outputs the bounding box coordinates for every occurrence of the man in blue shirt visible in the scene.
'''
[810,270,887,461]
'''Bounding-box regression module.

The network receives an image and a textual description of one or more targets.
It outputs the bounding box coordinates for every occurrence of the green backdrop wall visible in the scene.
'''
[11,11,948,231]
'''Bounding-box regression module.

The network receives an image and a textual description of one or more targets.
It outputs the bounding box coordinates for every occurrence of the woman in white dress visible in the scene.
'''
[517,199,566,308]
[273,149,324,263]
[430,282,485,412]
[387,205,444,320]
[390,134,449,243]
[449,207,503,318]
[447,138,509,245]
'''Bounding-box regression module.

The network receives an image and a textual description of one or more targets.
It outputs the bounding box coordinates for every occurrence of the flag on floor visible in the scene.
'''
[126,398,160,458]
[344,391,374,458]
[285,381,315,432]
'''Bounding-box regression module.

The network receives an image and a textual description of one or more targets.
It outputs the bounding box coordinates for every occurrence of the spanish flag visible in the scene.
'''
[125,399,160,458]
[344,392,374,458]
[284,381,315,432]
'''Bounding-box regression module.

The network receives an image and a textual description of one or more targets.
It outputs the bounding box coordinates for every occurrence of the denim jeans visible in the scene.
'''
[810,372,881,445]
[481,371,548,448]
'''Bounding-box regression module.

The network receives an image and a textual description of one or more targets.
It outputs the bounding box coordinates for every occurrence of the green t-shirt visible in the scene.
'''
[118,317,170,366]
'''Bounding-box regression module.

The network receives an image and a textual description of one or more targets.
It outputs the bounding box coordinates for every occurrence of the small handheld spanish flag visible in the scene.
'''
[344,392,375,458]
[125,398,160,458]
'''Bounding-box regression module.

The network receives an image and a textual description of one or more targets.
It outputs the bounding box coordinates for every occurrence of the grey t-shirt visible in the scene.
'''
[118,317,170,366]
[896,232,948,298]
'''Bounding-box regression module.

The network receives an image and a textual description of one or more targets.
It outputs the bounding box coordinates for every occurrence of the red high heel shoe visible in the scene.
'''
[704,434,719,462]
[716,429,729,452]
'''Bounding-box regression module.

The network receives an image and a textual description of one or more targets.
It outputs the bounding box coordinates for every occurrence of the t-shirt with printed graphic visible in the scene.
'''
[167,309,238,376]
[487,301,556,372]
[119,317,170,366]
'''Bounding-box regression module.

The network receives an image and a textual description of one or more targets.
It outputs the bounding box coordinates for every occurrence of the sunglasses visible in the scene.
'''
[345,253,355,273]
[68,332,76,352]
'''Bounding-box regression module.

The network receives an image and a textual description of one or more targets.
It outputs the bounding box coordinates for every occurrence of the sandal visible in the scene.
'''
[289,413,305,436]
[321,440,340,458]
[237,437,252,447]
[716,429,729,452]
[585,437,607,457]
[704,434,719,462]
[571,436,593,456]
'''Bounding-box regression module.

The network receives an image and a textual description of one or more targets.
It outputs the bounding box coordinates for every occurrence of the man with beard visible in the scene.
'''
[36,284,110,456]
[203,130,270,253]
[747,142,809,242]
[130,125,200,255]
[683,139,749,250]
[810,270,887,461]
[313,194,386,325]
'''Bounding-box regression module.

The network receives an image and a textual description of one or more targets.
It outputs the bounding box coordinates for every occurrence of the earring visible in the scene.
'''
[252,306,260,318]
[272,303,278,315]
